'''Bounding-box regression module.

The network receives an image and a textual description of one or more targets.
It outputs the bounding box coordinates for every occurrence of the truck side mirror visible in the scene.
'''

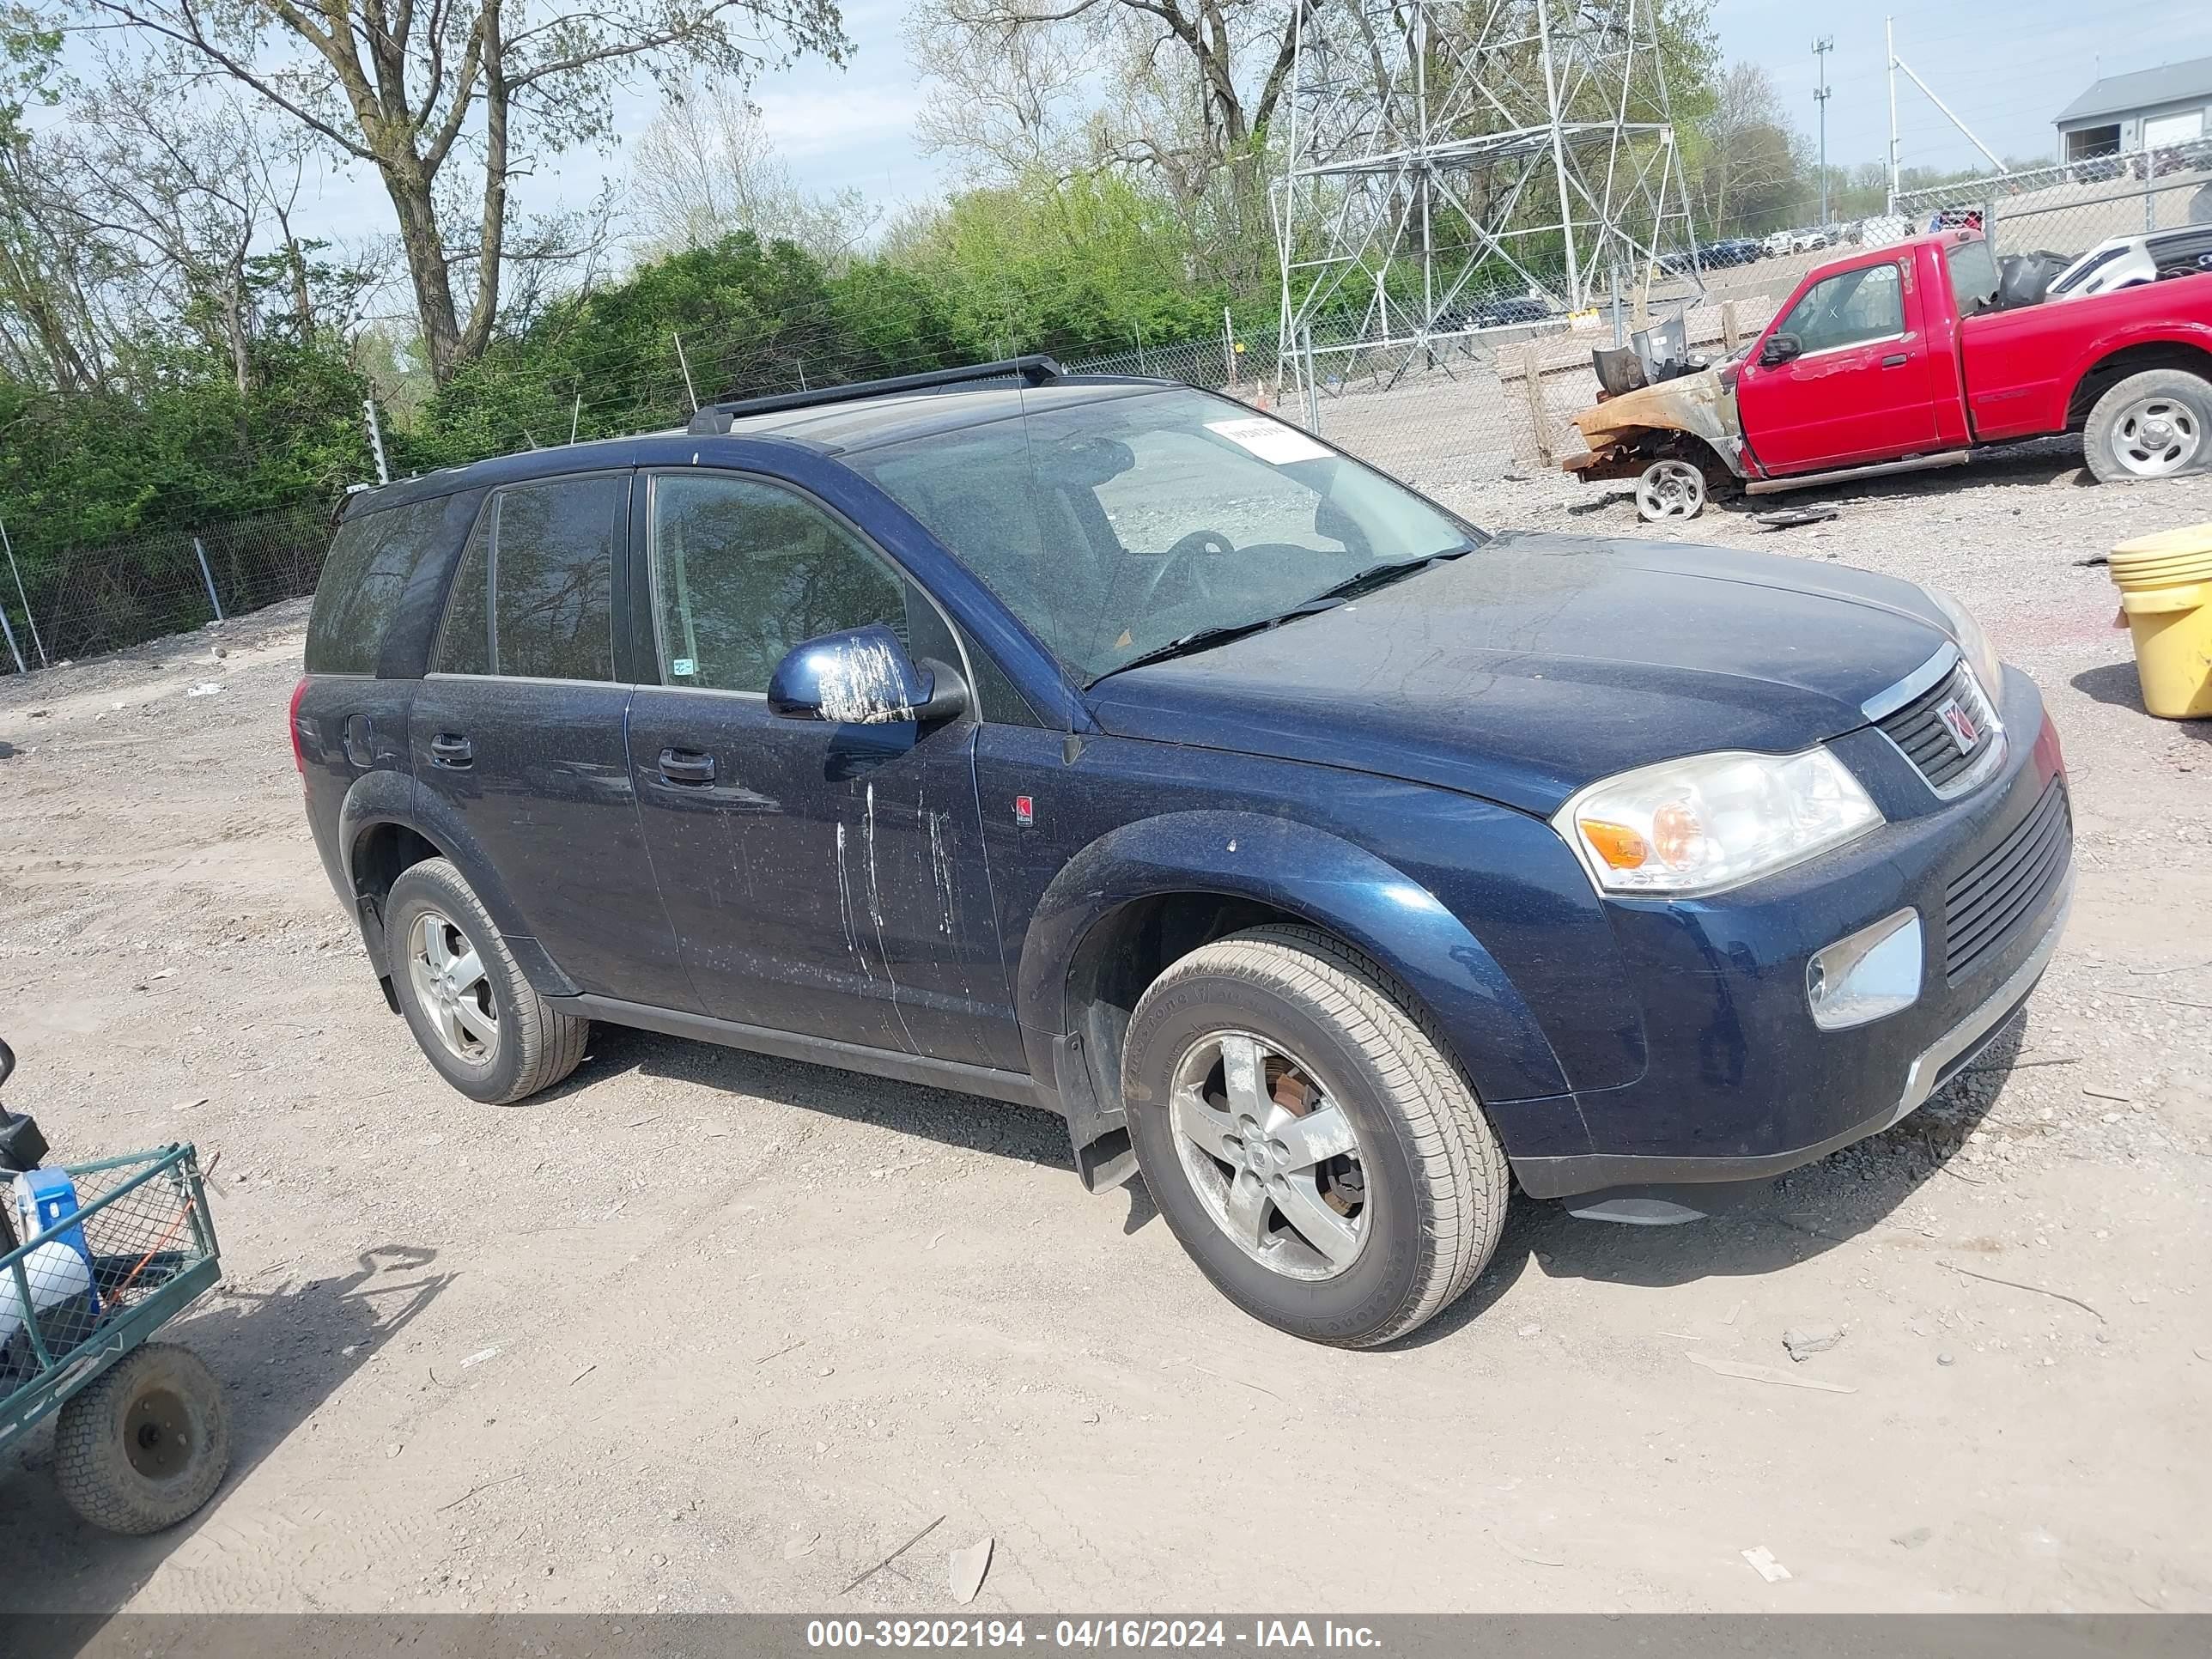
[1760,332,1803,367]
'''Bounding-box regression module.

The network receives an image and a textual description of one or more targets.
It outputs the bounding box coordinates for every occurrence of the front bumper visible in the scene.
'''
[1510,667,2070,1200]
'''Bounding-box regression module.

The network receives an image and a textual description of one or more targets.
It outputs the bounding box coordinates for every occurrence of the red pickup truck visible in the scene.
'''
[1565,230,2212,520]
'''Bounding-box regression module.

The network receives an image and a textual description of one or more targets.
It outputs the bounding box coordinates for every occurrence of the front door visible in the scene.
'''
[623,469,1020,1070]
[1738,255,1938,473]
[411,472,695,1011]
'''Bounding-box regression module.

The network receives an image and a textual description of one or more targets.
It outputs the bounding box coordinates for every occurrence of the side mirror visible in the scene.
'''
[767,624,967,726]
[1759,332,1803,367]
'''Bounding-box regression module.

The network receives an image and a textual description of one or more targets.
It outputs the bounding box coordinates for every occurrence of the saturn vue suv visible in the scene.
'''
[295,356,2072,1347]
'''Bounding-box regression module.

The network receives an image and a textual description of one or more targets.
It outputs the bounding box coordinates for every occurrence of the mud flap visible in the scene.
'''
[1055,1031,1137,1194]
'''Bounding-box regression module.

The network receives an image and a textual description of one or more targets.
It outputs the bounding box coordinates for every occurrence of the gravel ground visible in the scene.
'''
[0,442,2208,1615]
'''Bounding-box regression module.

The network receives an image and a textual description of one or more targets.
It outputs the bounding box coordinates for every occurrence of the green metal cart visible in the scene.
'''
[2,1040,228,1534]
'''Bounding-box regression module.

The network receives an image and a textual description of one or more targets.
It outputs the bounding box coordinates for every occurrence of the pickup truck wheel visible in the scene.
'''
[1635,458,1706,521]
[385,858,588,1105]
[1121,925,1509,1347]
[2085,370,2210,482]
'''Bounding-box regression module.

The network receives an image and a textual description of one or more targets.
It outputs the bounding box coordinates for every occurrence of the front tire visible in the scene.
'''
[385,857,587,1104]
[1122,926,1510,1347]
[1636,457,1707,521]
[2084,369,2211,483]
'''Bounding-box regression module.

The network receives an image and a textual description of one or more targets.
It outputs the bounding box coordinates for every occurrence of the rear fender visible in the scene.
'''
[337,768,579,999]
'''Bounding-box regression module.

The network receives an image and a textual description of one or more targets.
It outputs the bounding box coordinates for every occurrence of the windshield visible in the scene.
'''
[846,386,1476,684]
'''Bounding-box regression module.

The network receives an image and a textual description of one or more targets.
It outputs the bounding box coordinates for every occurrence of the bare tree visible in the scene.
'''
[908,0,1317,189]
[77,0,851,383]
[629,82,876,264]
[1687,62,1806,235]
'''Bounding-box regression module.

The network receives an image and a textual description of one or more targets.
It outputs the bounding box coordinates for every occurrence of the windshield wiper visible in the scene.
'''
[1091,546,1478,684]
[1302,544,1478,606]
[1095,616,1297,679]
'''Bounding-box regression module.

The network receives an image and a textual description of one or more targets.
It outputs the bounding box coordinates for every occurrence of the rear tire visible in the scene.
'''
[1121,925,1510,1347]
[2083,369,2211,483]
[385,858,587,1104]
[55,1343,228,1534]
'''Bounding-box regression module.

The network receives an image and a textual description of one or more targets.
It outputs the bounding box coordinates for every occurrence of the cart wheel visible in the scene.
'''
[1635,458,1707,522]
[54,1343,229,1534]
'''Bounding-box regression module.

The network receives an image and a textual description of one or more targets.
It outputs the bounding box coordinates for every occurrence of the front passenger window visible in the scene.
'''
[1778,263,1905,355]
[647,474,908,693]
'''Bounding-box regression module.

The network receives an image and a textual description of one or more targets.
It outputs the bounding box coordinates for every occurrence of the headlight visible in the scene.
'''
[1920,585,2002,699]
[1554,746,1884,896]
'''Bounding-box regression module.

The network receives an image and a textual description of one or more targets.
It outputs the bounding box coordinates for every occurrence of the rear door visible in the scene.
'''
[411,473,696,1011]
[623,469,1018,1068]
[1738,254,1939,471]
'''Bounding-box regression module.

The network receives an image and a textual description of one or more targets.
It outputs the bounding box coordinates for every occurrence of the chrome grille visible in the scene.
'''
[1876,660,2001,795]
[1943,779,2071,981]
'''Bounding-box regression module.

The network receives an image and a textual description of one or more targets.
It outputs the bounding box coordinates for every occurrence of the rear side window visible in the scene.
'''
[1946,240,2000,316]
[434,475,623,681]
[306,499,450,675]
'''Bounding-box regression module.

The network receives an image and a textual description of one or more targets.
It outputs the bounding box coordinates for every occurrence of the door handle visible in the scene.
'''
[658,748,716,786]
[428,733,473,769]
[1881,352,1910,368]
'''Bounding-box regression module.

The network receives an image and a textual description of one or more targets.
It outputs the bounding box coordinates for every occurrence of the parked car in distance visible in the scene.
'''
[1441,293,1555,331]
[1789,227,1834,254]
[1564,229,2212,514]
[1761,229,1794,259]
[299,357,2072,1347]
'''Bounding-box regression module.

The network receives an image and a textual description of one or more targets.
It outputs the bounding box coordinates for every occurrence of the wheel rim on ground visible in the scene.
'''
[407,908,499,1064]
[1168,1031,1370,1281]
[124,1385,194,1481]
[2111,397,2203,477]
[1637,459,1705,520]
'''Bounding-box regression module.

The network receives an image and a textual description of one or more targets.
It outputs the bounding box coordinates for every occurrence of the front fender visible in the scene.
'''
[337,768,579,999]
[1018,810,1571,1109]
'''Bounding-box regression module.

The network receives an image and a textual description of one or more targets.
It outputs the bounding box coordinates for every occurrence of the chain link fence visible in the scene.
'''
[1893,143,2212,265]
[1,503,337,674]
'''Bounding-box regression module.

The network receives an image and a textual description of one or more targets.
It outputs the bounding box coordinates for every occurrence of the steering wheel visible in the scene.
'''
[1135,528,1237,612]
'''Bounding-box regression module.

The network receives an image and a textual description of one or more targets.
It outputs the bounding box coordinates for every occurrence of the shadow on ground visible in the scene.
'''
[534,1022,1070,1170]
[0,1243,451,1620]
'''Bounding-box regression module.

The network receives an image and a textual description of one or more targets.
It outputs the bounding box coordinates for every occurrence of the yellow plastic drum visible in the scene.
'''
[2110,524,2212,719]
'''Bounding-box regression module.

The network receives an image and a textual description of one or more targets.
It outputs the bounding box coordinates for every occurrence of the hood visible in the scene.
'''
[1086,532,1952,817]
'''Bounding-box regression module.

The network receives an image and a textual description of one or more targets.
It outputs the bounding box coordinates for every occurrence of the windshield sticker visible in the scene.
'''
[1206,417,1332,465]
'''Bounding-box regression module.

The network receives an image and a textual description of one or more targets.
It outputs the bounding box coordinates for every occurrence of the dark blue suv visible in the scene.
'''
[295,357,2072,1346]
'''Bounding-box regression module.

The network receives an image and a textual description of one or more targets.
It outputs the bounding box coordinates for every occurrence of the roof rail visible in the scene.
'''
[686,354,1066,435]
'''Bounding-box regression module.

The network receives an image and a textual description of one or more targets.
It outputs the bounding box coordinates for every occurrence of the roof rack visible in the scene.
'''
[686,354,1066,435]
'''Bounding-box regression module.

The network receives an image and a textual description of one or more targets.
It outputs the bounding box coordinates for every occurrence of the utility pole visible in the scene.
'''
[1813,36,1834,228]
[1886,15,1900,210]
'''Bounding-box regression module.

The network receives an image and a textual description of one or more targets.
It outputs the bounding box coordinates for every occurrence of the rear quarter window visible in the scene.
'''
[305,499,452,675]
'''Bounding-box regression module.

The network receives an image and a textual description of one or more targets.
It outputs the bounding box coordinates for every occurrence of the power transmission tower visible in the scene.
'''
[1273,0,1698,385]
[1812,36,1834,228]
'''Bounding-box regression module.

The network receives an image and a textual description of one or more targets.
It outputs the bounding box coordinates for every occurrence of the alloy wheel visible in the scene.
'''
[1636,459,1706,520]
[1168,1031,1370,1281]
[407,909,499,1065]
[2112,397,2203,477]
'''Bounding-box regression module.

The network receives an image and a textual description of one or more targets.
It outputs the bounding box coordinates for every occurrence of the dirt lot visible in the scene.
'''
[2,443,2209,1616]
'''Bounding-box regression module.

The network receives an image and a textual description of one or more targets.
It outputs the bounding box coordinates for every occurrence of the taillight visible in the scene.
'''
[289,677,309,773]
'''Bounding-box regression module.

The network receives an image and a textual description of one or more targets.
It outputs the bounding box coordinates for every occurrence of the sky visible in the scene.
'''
[65,1,2212,258]
[1715,0,2212,178]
